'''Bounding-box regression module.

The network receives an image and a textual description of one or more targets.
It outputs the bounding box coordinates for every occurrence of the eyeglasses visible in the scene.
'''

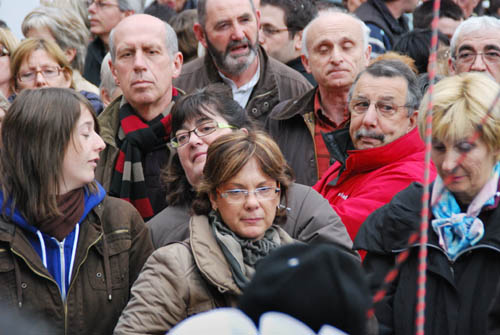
[260,25,289,36]
[0,46,9,57]
[349,99,410,118]
[170,120,236,148]
[86,0,119,9]
[454,51,500,66]
[18,66,63,83]
[218,186,281,204]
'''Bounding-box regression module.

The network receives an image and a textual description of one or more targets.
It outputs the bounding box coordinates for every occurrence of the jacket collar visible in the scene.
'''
[189,215,242,295]
[270,87,317,120]
[328,127,423,186]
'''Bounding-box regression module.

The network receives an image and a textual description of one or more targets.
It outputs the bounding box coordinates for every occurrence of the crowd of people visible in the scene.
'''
[1,0,500,334]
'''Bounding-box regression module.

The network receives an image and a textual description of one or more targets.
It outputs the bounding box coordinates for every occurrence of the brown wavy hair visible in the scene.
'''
[0,88,99,222]
[192,131,293,222]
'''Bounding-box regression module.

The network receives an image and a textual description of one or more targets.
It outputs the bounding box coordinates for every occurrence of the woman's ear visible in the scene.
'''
[209,192,218,211]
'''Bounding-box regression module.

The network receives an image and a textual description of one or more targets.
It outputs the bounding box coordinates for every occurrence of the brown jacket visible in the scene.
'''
[148,183,353,250]
[114,215,295,334]
[0,196,153,335]
[173,47,312,125]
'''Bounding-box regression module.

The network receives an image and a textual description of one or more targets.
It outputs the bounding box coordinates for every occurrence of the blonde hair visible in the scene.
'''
[418,72,500,158]
[0,28,19,54]
[10,37,74,90]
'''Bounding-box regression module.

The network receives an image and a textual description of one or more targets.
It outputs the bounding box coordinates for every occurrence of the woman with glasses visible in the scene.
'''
[0,28,19,100]
[114,130,296,333]
[10,37,104,114]
[147,85,352,250]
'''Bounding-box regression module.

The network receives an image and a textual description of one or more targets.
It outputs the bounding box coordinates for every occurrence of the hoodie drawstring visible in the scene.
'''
[12,255,23,308]
[101,235,112,301]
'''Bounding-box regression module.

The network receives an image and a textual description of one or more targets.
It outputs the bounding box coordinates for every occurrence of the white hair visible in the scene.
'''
[450,16,500,60]
[301,8,370,58]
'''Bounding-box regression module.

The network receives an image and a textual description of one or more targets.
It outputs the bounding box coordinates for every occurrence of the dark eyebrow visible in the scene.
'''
[457,45,475,53]
[194,116,213,126]
[484,44,500,52]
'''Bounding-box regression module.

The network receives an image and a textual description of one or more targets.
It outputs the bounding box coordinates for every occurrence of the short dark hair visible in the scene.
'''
[164,84,256,207]
[261,0,318,38]
[0,88,99,223]
[349,59,422,115]
[413,0,464,29]
[393,28,449,74]
[198,0,256,28]
[144,1,177,22]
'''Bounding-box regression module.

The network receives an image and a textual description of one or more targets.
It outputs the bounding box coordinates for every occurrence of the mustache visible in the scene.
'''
[226,38,251,54]
[355,128,385,142]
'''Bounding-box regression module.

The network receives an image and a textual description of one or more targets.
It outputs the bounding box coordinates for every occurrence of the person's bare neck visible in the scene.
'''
[99,33,110,50]
[318,85,350,125]
[0,82,12,98]
[385,1,405,19]
[131,96,173,122]
[219,57,259,88]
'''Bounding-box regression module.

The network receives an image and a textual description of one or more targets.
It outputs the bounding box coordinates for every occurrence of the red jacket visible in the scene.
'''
[314,127,436,243]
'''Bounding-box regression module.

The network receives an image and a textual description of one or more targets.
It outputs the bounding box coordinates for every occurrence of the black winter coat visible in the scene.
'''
[354,182,500,335]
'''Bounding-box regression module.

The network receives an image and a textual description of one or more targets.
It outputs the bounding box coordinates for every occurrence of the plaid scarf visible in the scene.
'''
[110,102,172,220]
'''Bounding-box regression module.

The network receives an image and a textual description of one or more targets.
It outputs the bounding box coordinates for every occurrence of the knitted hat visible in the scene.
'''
[238,243,371,335]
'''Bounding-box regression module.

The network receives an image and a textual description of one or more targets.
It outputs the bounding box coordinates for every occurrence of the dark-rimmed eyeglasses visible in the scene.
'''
[18,66,63,83]
[349,99,410,118]
[218,186,281,204]
[170,120,236,148]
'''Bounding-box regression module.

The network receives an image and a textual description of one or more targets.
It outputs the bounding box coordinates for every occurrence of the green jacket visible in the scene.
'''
[0,196,153,335]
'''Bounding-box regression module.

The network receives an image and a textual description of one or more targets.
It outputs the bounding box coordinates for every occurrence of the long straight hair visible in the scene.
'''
[0,88,99,223]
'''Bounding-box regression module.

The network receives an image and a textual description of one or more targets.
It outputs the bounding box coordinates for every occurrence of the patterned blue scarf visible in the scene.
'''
[431,162,500,260]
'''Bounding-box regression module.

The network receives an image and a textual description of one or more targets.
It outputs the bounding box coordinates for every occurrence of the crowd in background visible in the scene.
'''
[1,0,500,334]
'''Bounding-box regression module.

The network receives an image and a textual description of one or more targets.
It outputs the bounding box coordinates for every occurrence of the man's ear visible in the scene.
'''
[171,52,183,79]
[301,54,311,74]
[448,57,457,75]
[109,58,120,86]
[194,23,208,48]
[408,110,418,132]
[293,30,303,53]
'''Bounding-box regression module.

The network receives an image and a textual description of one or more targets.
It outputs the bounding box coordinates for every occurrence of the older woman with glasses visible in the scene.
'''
[10,37,104,114]
[114,131,296,333]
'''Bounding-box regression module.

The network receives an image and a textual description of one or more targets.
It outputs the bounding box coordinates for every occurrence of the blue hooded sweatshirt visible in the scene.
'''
[0,183,106,300]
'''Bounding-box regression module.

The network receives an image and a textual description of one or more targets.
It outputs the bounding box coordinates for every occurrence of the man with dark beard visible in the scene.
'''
[173,0,312,125]
[313,59,436,246]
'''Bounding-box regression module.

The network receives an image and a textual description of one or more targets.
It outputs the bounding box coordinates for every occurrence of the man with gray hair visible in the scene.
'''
[448,16,500,83]
[84,0,144,86]
[314,59,435,243]
[96,14,183,220]
[174,0,312,125]
[266,10,371,186]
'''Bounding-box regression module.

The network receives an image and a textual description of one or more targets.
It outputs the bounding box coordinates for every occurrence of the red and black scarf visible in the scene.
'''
[110,102,172,220]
